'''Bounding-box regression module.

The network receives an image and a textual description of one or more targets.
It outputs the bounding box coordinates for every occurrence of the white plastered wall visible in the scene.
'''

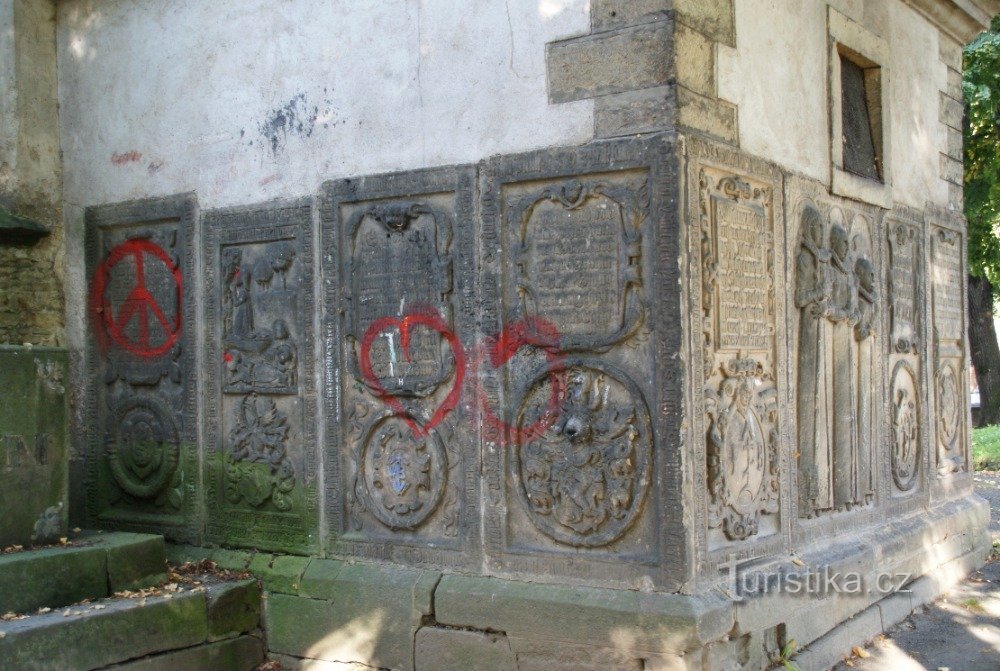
[717,0,949,210]
[56,0,594,352]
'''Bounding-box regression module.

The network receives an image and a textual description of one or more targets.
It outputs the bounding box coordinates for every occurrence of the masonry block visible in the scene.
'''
[414,627,516,671]
[547,22,673,103]
[206,579,262,641]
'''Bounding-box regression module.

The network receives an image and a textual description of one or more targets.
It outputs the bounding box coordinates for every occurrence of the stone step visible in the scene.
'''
[0,531,167,615]
[0,576,262,671]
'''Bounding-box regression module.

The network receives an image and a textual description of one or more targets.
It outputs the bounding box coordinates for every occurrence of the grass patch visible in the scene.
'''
[972,425,1000,470]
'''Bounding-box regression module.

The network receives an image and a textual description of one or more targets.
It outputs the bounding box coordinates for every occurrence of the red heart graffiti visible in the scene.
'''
[358,306,465,438]
[473,316,564,444]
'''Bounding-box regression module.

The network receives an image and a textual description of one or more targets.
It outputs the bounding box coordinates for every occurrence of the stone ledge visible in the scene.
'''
[547,21,673,104]
[433,574,732,656]
[732,493,989,650]
[595,86,676,138]
[105,636,263,671]
[0,531,166,614]
[674,0,735,47]
[0,590,209,671]
[677,86,738,144]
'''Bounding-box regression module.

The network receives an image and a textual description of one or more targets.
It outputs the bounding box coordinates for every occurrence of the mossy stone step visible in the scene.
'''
[0,532,167,614]
[0,590,208,671]
[0,580,262,671]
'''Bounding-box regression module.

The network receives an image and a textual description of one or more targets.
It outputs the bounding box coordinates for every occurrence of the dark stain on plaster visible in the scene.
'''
[257,93,318,155]
[252,90,339,156]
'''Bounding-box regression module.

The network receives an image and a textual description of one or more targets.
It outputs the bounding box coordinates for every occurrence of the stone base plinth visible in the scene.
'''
[167,492,988,671]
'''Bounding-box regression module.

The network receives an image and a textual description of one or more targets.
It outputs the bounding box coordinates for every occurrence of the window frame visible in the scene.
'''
[828,7,892,207]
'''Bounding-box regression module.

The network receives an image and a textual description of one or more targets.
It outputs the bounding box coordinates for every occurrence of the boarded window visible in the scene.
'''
[840,52,882,181]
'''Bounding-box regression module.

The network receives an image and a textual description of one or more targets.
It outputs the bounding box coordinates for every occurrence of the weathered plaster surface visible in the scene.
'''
[718,0,948,209]
[56,0,593,210]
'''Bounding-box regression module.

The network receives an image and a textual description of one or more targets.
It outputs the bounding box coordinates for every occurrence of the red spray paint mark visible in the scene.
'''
[472,316,564,445]
[111,151,143,166]
[90,239,181,359]
[358,305,465,438]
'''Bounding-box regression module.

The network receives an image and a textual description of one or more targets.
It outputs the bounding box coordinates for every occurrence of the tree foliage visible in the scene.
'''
[965,14,1000,286]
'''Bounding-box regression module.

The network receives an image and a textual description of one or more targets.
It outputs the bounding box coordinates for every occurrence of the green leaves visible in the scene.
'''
[964,16,1000,291]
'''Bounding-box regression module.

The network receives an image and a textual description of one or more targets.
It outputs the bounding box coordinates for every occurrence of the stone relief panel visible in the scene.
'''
[886,206,925,497]
[688,139,785,553]
[507,179,644,351]
[321,166,478,567]
[204,201,318,554]
[929,219,969,476]
[788,180,884,520]
[84,195,198,542]
[482,136,679,590]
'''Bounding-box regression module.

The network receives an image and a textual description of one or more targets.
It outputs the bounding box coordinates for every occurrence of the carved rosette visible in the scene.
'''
[225,394,296,511]
[890,360,920,492]
[355,414,447,531]
[705,357,779,541]
[936,362,963,475]
[512,362,652,547]
[107,395,180,501]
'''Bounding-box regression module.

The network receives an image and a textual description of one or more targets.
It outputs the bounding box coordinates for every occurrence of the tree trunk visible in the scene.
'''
[968,274,1000,426]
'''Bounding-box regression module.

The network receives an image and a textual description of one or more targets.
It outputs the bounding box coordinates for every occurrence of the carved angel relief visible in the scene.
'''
[705,358,779,541]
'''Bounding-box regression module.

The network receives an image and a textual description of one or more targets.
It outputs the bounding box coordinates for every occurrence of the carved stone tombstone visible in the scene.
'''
[685,138,785,564]
[84,195,199,541]
[788,180,882,520]
[322,167,478,567]
[204,201,318,553]
[886,206,925,496]
[0,346,68,546]
[481,136,681,589]
[929,211,969,476]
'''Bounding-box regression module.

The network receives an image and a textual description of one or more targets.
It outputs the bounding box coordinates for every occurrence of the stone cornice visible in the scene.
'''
[904,0,1000,43]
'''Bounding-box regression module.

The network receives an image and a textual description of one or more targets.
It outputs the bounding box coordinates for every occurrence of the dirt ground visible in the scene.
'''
[829,472,1000,671]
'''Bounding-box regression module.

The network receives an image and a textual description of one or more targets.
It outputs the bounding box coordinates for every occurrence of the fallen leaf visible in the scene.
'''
[853,646,870,658]
[791,556,805,567]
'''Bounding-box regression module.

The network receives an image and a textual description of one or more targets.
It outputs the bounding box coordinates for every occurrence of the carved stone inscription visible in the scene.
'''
[886,208,924,496]
[204,202,317,553]
[694,154,781,547]
[85,195,197,541]
[712,195,771,351]
[323,167,476,566]
[508,177,645,350]
[931,229,964,343]
[930,225,967,476]
[888,220,920,354]
[347,203,452,397]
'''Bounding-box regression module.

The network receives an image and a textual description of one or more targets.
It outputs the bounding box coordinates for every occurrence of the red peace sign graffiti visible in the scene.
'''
[90,239,182,358]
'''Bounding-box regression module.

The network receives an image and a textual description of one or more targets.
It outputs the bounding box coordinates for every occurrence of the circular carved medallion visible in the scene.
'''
[358,415,447,530]
[108,396,180,499]
[937,363,960,452]
[890,361,920,493]
[513,362,652,547]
